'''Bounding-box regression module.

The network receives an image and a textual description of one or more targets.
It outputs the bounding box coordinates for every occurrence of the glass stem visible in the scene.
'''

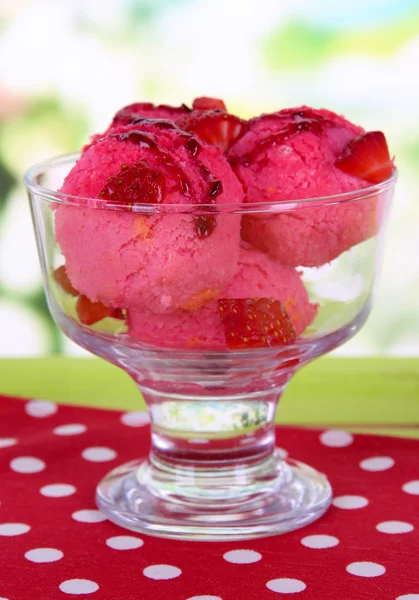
[137,380,291,504]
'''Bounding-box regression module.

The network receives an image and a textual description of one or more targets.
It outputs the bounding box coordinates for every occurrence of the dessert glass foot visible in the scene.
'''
[96,455,331,541]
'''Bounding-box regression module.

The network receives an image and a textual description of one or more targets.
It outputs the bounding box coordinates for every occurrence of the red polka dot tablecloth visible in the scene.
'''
[0,394,418,600]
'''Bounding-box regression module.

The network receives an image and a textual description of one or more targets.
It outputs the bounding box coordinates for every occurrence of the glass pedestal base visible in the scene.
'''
[96,452,332,541]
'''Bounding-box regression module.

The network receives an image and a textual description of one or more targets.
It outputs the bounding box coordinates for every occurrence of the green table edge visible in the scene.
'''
[1,356,418,438]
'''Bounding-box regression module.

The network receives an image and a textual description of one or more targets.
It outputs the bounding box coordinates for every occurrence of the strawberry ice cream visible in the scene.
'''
[228,106,388,267]
[106,102,191,132]
[104,97,228,137]
[51,97,393,350]
[128,243,317,349]
[55,120,243,313]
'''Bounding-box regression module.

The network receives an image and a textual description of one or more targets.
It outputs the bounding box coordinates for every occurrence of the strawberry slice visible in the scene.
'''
[76,295,117,326]
[335,131,393,183]
[218,298,296,349]
[53,266,78,296]
[99,161,166,207]
[193,97,226,111]
[178,111,247,150]
[109,308,125,321]
[194,215,217,238]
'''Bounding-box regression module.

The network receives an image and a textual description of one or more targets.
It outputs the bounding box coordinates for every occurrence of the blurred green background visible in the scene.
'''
[0,0,418,357]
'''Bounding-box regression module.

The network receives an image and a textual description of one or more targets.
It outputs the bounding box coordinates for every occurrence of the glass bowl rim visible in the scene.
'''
[24,152,397,215]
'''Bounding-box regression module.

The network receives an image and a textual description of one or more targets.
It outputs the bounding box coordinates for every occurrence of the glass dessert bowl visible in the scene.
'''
[25,153,395,541]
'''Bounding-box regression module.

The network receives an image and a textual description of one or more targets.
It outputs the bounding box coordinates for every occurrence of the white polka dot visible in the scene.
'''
[120,411,150,427]
[143,564,181,580]
[72,510,107,523]
[188,439,210,445]
[346,562,386,577]
[320,430,354,447]
[376,521,414,534]
[10,456,45,473]
[53,424,87,436]
[397,595,419,599]
[82,447,117,462]
[223,549,262,564]
[0,523,30,536]
[25,399,57,418]
[403,480,419,495]
[0,438,17,449]
[40,484,76,498]
[333,495,369,509]
[25,548,63,563]
[301,535,339,549]
[106,535,144,550]
[277,447,289,459]
[266,578,306,593]
[187,597,223,600]
[359,456,394,471]
[59,579,99,595]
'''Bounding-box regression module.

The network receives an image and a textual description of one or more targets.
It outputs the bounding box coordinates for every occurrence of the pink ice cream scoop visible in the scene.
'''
[101,97,229,139]
[84,103,192,149]
[228,106,376,267]
[107,97,229,132]
[107,102,191,131]
[55,121,243,313]
[128,242,317,349]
